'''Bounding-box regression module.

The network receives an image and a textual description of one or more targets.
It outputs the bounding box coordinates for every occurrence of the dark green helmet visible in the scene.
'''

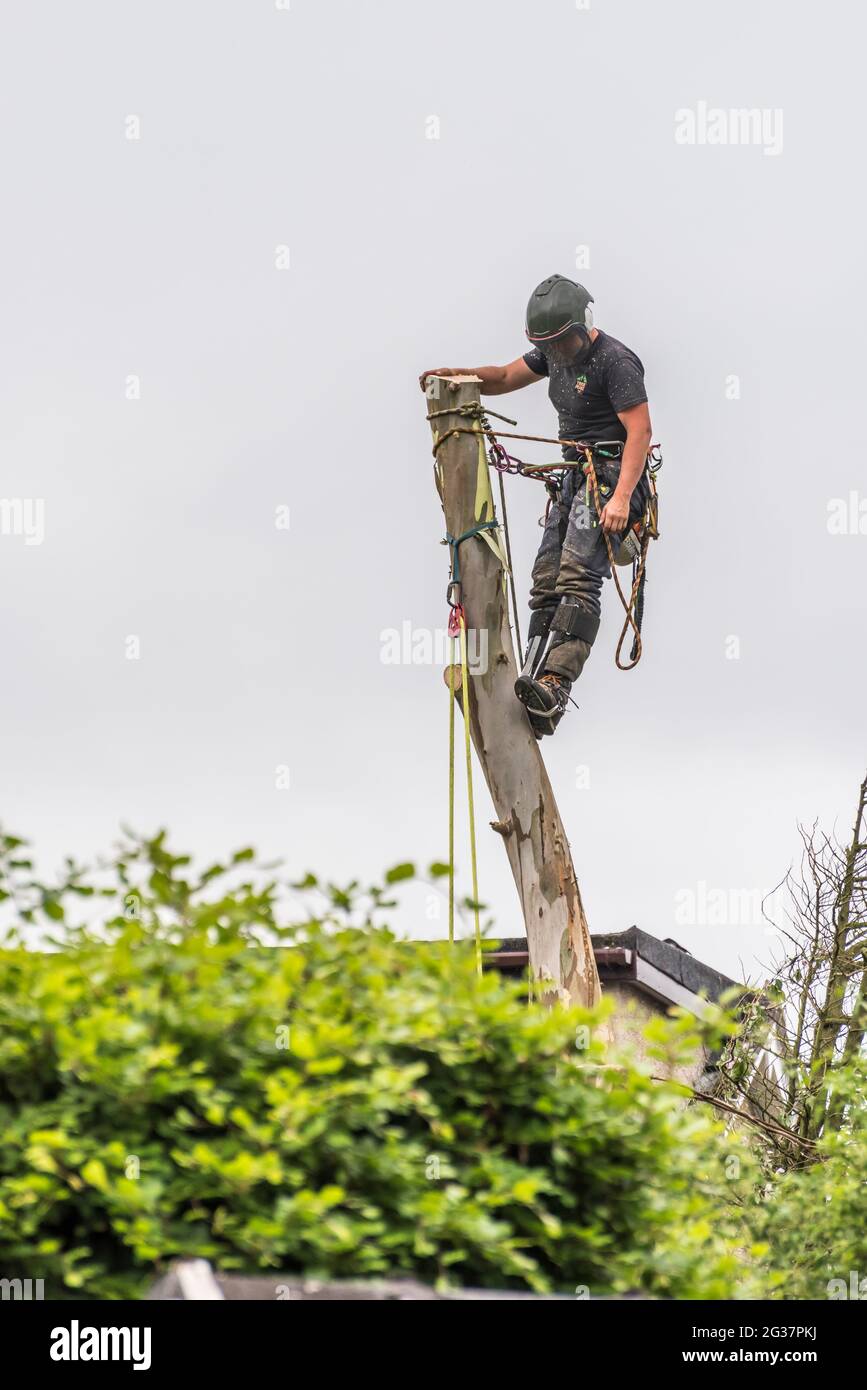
[525,274,594,344]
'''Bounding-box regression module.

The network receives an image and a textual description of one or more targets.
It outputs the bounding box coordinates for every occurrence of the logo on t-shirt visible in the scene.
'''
[574,374,587,393]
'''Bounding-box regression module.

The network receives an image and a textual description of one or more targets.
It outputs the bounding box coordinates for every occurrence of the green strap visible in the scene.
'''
[445,520,499,589]
[444,520,493,974]
[448,658,456,946]
[447,614,482,975]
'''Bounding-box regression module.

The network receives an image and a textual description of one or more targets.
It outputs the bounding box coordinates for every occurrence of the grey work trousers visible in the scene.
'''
[528,456,649,683]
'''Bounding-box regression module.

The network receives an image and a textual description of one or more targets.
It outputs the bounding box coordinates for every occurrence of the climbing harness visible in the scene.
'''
[429,400,662,673]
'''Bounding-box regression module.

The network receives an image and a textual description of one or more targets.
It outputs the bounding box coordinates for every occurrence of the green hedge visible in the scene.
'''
[0,831,760,1299]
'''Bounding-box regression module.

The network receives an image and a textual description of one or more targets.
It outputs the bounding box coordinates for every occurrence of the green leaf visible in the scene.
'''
[81,1160,110,1193]
[385,863,415,884]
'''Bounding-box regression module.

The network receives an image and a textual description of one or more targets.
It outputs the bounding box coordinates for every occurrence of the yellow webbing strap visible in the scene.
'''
[447,611,482,975]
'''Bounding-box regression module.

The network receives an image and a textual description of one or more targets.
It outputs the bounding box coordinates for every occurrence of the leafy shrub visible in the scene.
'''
[0,830,759,1299]
[753,1062,867,1299]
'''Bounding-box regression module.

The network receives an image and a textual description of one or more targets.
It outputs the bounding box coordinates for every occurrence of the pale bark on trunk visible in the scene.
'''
[425,375,601,1008]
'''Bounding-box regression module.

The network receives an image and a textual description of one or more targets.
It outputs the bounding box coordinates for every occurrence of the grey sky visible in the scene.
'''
[1,0,864,982]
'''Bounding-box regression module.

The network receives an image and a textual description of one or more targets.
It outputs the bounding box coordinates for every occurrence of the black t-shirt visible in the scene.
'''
[522,329,647,454]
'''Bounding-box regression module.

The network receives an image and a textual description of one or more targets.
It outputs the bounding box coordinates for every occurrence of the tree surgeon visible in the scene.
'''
[420,274,654,737]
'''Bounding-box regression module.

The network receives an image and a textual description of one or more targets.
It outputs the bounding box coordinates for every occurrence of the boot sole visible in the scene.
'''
[514,676,561,738]
[514,674,556,711]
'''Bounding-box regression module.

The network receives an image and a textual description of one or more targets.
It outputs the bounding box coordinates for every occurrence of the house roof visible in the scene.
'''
[484,927,739,1016]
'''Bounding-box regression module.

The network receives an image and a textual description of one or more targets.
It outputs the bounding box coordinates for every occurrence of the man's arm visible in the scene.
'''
[598,402,653,534]
[418,357,543,395]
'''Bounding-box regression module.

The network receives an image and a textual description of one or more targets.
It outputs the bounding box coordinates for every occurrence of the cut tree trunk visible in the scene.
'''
[424,374,601,1008]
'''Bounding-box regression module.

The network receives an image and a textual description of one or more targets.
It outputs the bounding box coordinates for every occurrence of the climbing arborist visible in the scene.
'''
[419,274,653,737]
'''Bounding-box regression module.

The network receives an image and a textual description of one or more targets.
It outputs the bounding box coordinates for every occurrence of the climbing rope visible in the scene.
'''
[580,448,657,671]
[495,466,522,657]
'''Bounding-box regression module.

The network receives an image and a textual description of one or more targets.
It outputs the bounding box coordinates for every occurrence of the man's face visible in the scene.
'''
[539,328,586,363]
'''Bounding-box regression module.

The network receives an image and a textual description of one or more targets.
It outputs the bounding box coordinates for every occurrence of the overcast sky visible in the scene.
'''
[1,0,864,983]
